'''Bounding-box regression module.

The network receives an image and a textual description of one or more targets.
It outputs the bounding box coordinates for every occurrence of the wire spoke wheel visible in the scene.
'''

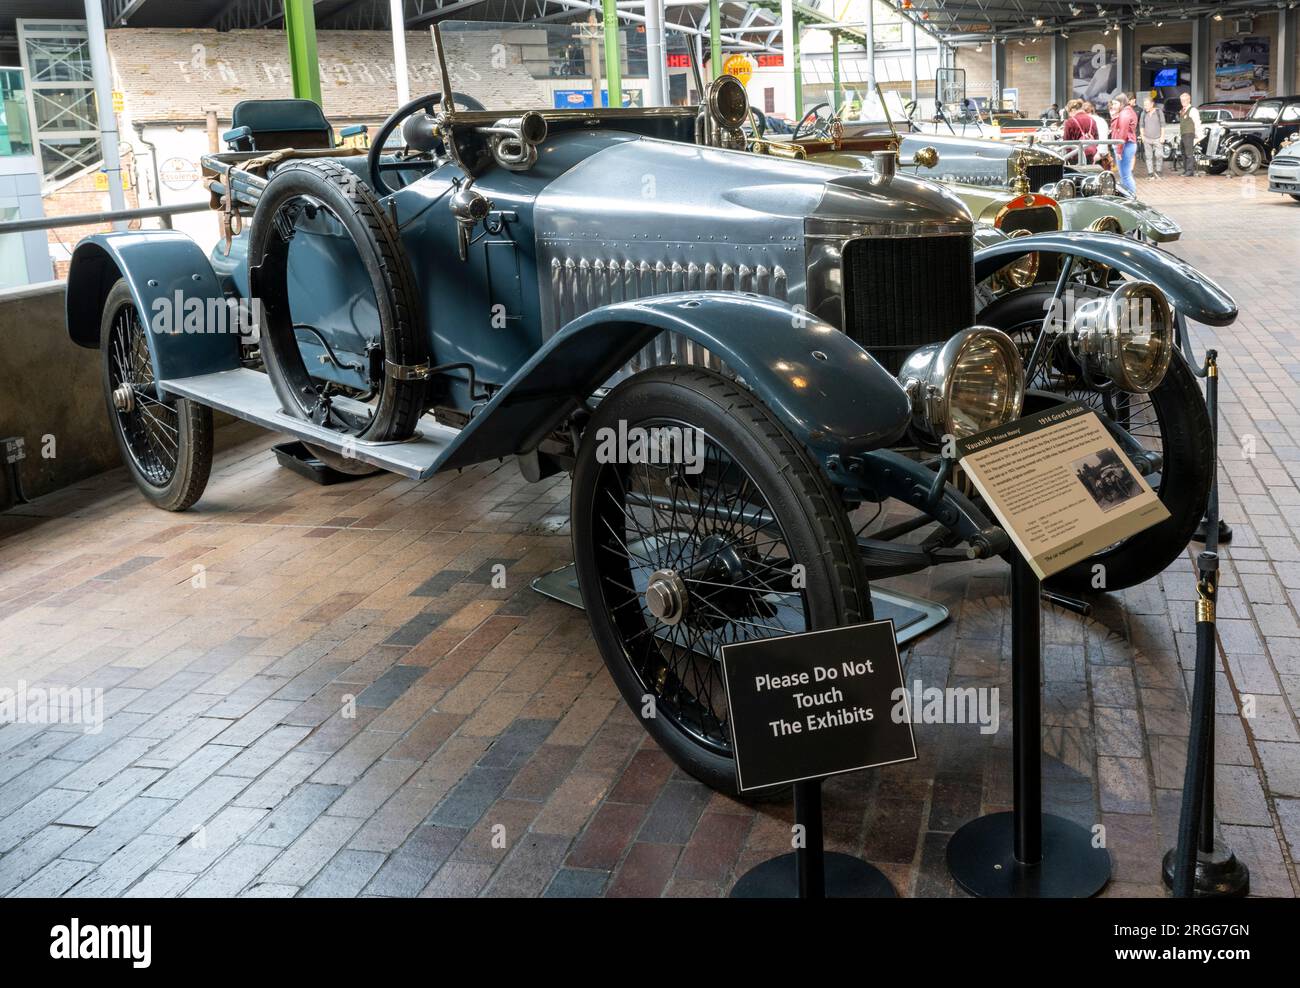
[107,303,180,486]
[572,367,870,794]
[590,421,808,755]
[99,280,212,512]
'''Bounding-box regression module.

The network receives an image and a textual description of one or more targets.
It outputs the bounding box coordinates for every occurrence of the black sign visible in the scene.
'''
[720,621,917,792]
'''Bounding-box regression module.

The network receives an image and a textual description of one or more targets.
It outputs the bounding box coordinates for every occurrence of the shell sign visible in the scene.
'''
[723,54,755,87]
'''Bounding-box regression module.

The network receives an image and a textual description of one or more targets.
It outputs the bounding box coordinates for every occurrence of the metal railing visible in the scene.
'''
[0,201,211,236]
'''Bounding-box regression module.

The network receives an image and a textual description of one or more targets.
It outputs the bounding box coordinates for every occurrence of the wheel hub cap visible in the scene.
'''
[645,569,688,626]
[112,384,135,413]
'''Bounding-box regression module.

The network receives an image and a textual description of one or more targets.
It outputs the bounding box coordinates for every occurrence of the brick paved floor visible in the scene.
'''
[1,172,1297,898]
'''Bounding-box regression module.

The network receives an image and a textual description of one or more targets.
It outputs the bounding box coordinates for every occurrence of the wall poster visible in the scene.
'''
[1072,45,1122,104]
[1213,36,1271,100]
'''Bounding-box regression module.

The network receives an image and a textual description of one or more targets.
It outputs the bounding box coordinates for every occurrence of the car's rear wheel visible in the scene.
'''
[571,367,871,795]
[100,280,213,512]
[978,284,1212,595]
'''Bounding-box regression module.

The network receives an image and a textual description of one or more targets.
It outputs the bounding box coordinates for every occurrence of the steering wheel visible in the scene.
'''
[367,90,485,197]
[793,102,834,140]
[748,107,767,139]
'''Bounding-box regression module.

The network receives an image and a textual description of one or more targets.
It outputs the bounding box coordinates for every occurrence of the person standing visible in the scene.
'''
[1178,92,1201,177]
[1087,100,1110,144]
[1111,94,1139,194]
[1063,98,1098,163]
[1140,97,1164,178]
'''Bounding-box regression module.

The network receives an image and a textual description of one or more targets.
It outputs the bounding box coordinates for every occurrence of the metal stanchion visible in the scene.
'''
[1162,353,1249,897]
[946,552,1111,897]
[731,779,897,898]
[1188,342,1232,545]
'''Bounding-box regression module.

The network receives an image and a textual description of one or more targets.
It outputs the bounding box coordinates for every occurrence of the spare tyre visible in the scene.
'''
[247,158,425,447]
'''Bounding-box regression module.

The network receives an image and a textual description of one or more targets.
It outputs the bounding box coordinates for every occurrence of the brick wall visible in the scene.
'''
[105,27,547,126]
[42,153,142,280]
[953,42,1052,114]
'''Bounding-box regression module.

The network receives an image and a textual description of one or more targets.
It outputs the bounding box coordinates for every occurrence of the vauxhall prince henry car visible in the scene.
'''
[65,22,1237,793]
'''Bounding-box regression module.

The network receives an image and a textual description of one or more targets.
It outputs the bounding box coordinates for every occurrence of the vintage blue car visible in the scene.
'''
[65,21,1237,793]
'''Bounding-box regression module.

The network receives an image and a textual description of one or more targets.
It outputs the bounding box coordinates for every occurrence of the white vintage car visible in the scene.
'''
[1267,133,1300,202]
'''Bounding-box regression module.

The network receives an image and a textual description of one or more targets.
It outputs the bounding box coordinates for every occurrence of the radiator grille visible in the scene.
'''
[842,236,975,374]
[1026,162,1065,190]
[998,206,1060,236]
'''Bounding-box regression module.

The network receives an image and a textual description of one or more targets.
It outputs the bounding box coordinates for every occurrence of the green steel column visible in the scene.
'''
[709,0,721,79]
[793,18,802,118]
[602,0,622,107]
[283,0,322,105]
[832,31,841,114]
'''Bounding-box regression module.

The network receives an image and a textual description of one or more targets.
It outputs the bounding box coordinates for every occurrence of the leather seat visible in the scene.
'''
[224,99,334,152]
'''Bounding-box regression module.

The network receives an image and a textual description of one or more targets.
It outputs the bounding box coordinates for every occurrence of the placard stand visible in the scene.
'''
[730,779,897,898]
[945,552,1111,897]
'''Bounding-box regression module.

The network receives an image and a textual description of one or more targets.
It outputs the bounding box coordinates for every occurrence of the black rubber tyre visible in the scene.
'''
[1206,161,1228,175]
[571,366,871,795]
[978,285,1213,595]
[1290,194,1300,203]
[100,280,213,512]
[1227,144,1263,176]
[248,158,425,445]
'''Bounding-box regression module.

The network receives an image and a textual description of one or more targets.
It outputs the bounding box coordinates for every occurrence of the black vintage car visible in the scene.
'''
[1200,95,1300,175]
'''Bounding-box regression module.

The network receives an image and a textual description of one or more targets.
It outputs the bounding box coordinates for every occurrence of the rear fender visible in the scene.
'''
[66,231,242,398]
[973,230,1237,326]
[439,292,911,475]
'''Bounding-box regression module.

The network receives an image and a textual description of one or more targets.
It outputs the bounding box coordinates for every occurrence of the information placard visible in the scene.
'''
[956,401,1170,579]
[720,621,917,792]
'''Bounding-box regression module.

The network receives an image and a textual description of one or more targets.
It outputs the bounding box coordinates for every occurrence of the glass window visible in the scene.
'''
[1250,101,1281,122]
[0,68,34,156]
[1281,104,1300,123]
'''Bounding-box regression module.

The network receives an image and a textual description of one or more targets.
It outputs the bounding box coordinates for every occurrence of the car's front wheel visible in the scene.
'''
[1228,144,1263,175]
[979,285,1212,595]
[570,367,871,795]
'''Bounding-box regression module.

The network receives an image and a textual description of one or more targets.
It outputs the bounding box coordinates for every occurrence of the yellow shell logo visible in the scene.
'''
[723,54,754,87]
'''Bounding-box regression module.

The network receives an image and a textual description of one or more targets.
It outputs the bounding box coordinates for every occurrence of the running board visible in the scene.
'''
[159,368,459,480]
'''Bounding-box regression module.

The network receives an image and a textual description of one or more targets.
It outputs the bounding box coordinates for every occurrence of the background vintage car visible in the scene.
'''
[793,123,1182,244]
[1267,133,1300,200]
[1200,96,1300,175]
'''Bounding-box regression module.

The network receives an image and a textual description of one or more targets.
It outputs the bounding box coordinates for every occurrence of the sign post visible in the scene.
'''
[943,405,1140,897]
[722,621,916,898]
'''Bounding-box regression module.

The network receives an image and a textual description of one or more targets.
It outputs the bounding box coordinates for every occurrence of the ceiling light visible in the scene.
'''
[1033,17,1045,27]
[1213,11,1223,19]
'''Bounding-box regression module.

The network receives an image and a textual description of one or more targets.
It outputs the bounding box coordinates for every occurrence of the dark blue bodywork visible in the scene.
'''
[65,108,1234,485]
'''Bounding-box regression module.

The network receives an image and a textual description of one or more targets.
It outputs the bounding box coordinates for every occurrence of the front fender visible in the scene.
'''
[439,292,911,474]
[66,231,240,397]
[973,230,1237,326]
[1058,196,1182,243]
